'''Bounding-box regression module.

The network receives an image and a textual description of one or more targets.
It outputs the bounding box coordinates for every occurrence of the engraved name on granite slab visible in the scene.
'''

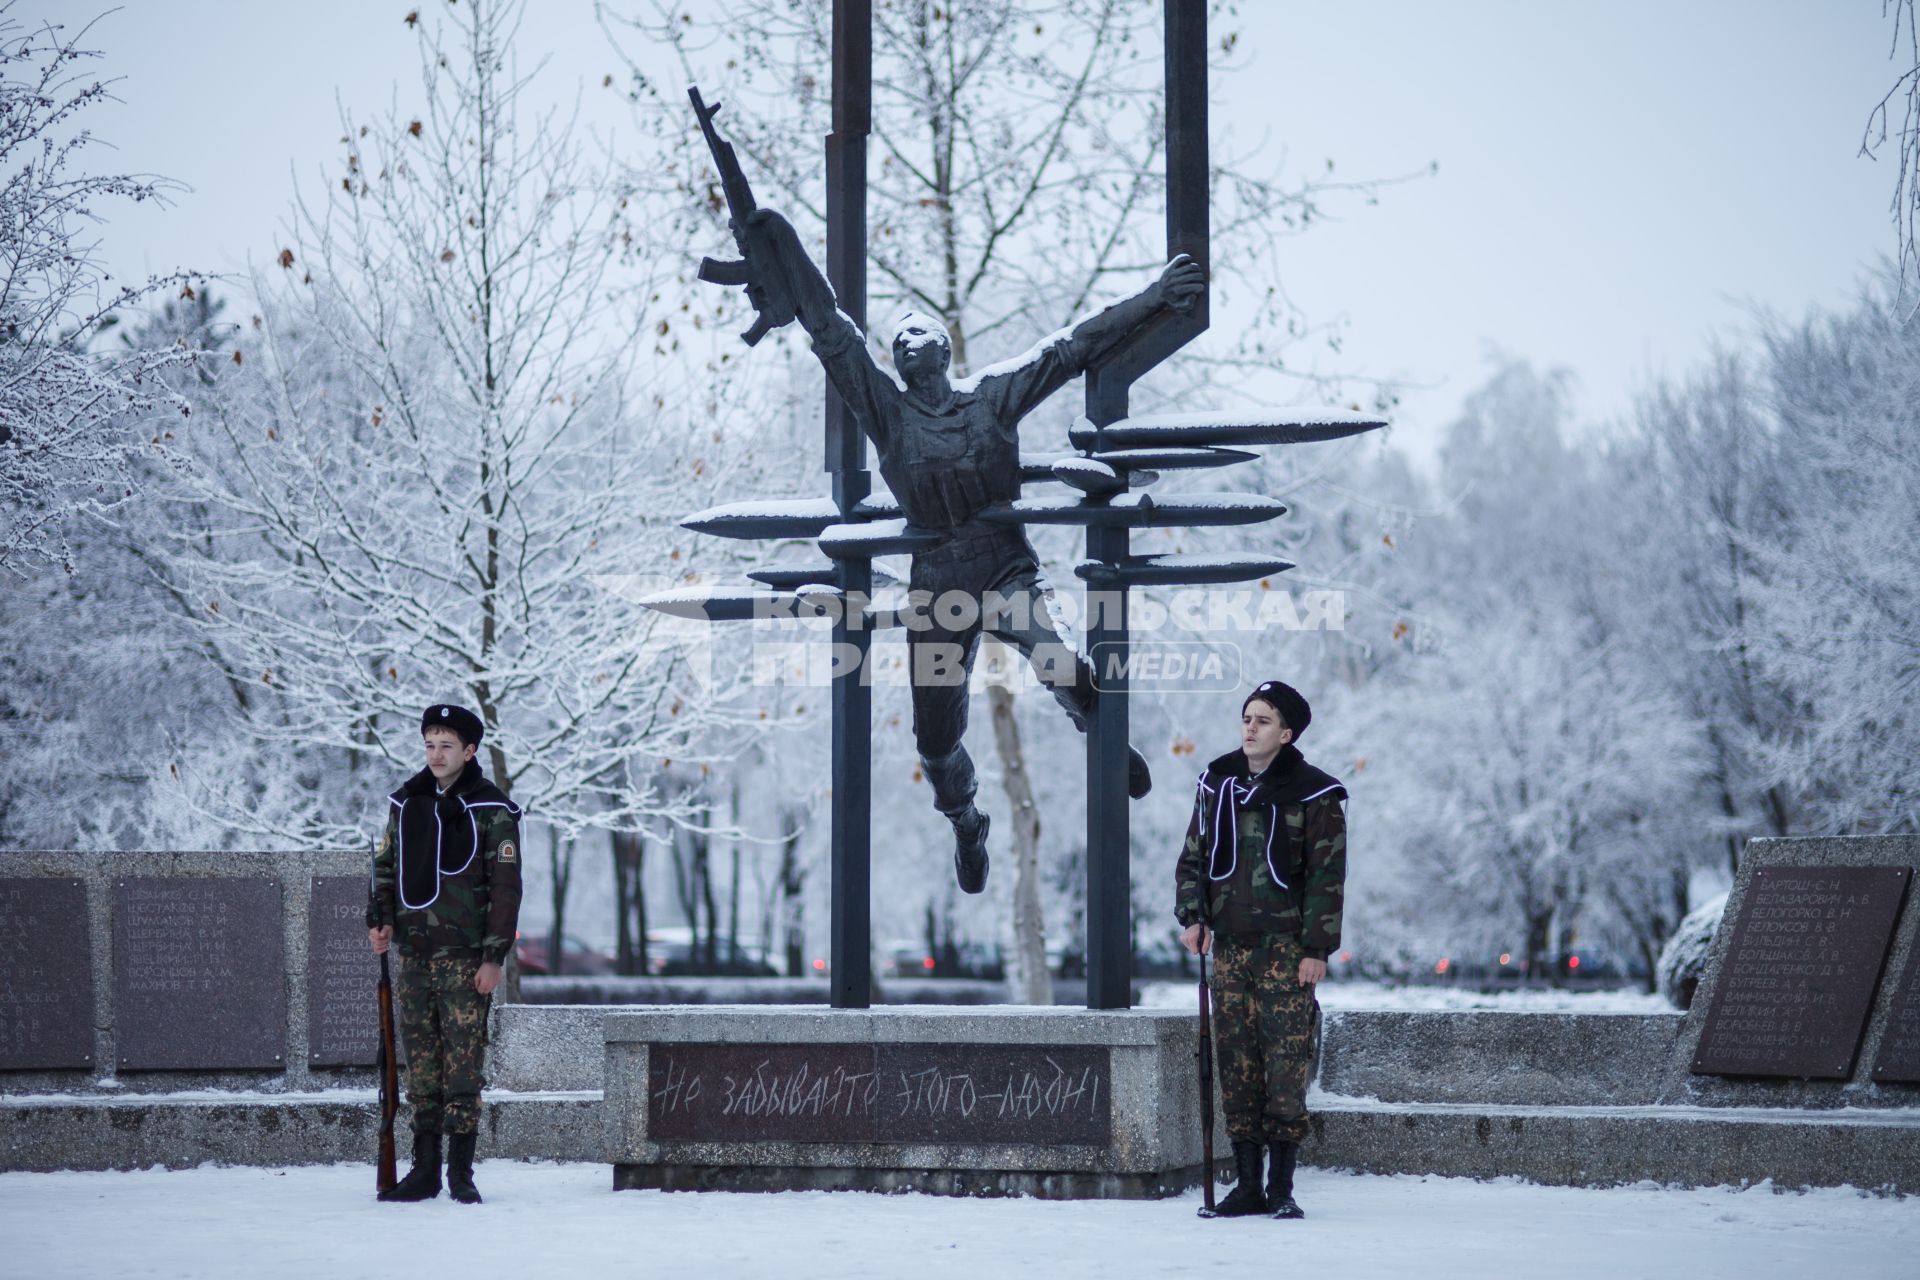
[308,875,382,1067]
[0,878,94,1070]
[1693,865,1909,1079]
[112,877,286,1070]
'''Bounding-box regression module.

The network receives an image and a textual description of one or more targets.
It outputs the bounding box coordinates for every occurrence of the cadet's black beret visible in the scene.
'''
[1243,680,1310,737]
[421,703,484,746]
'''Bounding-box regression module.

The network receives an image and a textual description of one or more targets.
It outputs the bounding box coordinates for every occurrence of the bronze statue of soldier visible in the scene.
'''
[710,203,1205,894]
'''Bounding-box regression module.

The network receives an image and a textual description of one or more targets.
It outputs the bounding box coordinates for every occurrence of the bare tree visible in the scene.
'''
[1863,0,1920,299]
[159,0,766,850]
[0,6,198,574]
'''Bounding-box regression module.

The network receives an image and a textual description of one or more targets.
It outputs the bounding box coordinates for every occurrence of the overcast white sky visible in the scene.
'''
[27,1,1906,464]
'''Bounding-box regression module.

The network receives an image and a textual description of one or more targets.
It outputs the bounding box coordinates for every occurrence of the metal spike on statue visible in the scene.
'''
[639,0,1386,1009]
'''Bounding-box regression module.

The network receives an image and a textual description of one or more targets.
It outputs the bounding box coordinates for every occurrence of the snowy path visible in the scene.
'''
[3,1161,1914,1279]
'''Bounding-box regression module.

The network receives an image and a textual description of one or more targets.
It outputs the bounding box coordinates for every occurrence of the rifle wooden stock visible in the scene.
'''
[376,951,399,1194]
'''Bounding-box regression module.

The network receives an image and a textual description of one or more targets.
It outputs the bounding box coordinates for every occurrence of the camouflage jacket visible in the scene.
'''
[1173,746,1347,957]
[365,759,523,964]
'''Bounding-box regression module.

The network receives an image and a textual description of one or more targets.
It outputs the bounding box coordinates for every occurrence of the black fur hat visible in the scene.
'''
[1242,680,1310,737]
[421,703,484,746]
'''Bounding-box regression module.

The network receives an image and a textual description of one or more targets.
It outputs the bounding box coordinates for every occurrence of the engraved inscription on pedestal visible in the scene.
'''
[0,879,94,1070]
[113,878,286,1070]
[308,876,381,1066]
[1871,937,1920,1084]
[1693,865,1909,1079]
[649,1042,1111,1146]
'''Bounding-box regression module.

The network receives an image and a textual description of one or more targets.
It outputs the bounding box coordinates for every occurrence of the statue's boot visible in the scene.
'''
[1128,746,1152,799]
[950,805,991,894]
[446,1132,483,1204]
[378,1132,442,1202]
[1267,1140,1304,1219]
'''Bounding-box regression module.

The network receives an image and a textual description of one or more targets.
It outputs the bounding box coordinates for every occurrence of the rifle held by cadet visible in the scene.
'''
[688,85,798,346]
[1195,912,1218,1216]
[373,838,399,1195]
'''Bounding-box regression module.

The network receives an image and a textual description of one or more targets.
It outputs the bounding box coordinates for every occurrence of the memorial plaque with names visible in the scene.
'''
[649,1042,1111,1146]
[0,878,95,1070]
[308,875,384,1066]
[113,877,286,1070]
[1870,932,1920,1084]
[1693,864,1909,1079]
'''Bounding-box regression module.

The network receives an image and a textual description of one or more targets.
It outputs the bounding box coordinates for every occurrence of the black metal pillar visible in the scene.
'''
[826,0,873,1008]
[1082,407,1132,1011]
[1083,0,1211,1009]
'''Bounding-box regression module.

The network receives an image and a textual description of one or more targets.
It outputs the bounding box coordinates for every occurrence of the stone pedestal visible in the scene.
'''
[605,1006,1226,1198]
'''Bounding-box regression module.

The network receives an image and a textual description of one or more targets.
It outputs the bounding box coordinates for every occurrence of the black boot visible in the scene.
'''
[951,806,990,894]
[1210,1139,1268,1217]
[378,1132,442,1202]
[1267,1140,1304,1219]
[446,1132,482,1204]
[1127,746,1153,799]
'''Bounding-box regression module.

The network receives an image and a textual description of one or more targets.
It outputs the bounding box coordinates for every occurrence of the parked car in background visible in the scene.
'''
[1051,932,1198,981]
[880,940,938,979]
[879,940,1003,980]
[514,934,616,976]
[645,928,779,977]
[1555,946,1647,984]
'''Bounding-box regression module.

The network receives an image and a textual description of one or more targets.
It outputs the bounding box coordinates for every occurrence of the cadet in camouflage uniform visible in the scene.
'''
[1175,680,1346,1220]
[367,704,523,1205]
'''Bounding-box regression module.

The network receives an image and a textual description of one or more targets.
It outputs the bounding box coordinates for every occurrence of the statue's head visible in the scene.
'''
[891,310,952,378]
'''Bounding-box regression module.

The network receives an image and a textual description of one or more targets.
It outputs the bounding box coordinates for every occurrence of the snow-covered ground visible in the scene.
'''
[1139,978,1675,1014]
[3,1161,1912,1279]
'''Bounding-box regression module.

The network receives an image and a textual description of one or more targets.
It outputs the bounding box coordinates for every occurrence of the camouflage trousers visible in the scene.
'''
[1209,932,1319,1144]
[398,954,491,1137]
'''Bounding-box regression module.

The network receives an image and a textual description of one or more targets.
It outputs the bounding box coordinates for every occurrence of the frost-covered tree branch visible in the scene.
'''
[157,0,782,850]
[0,5,199,574]
[1862,0,1920,301]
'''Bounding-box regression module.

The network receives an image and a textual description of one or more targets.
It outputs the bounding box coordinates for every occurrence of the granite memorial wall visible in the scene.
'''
[0,850,377,1090]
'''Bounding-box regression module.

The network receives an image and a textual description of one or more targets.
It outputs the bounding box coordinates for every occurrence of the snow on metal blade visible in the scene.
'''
[1020,452,1071,483]
[1051,456,1126,496]
[681,497,841,540]
[818,519,948,558]
[1070,407,1386,450]
[1086,445,1256,471]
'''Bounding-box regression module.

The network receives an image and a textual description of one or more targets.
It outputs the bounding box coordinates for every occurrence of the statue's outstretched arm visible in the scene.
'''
[982,255,1207,426]
[1064,253,1207,370]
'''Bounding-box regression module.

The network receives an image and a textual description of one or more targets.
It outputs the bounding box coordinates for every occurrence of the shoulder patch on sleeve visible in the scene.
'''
[498,839,517,864]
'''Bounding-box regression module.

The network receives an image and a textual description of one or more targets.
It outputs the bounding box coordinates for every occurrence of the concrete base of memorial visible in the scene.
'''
[604,1006,1229,1199]
[0,1005,609,1172]
[1,1089,601,1173]
[1306,1095,1920,1193]
[1305,1009,1920,1193]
